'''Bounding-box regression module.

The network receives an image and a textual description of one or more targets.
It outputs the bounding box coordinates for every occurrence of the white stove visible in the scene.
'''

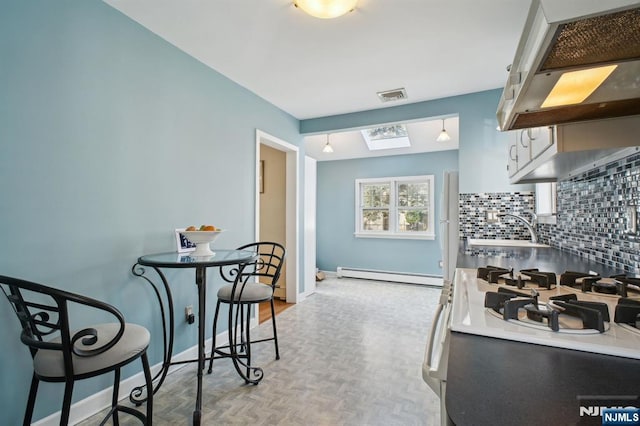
[449,268,640,360]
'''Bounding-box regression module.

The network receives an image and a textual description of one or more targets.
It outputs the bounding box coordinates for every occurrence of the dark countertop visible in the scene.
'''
[446,240,639,426]
[456,240,623,276]
[446,333,640,426]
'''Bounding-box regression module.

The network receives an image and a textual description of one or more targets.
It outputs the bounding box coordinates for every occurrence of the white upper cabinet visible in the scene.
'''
[506,115,640,184]
[506,126,554,180]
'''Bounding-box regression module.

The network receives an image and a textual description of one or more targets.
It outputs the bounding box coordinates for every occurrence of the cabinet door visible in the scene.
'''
[507,139,518,178]
[529,126,554,160]
[516,129,532,168]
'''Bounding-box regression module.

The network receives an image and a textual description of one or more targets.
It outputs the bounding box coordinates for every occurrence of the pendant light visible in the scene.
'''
[322,134,334,153]
[294,0,358,19]
[436,119,451,142]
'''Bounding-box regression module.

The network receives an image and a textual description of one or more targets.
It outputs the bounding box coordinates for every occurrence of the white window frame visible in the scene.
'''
[535,182,558,225]
[354,175,435,240]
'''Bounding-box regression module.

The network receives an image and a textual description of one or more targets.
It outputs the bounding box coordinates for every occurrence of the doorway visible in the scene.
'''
[259,299,294,324]
[255,130,299,324]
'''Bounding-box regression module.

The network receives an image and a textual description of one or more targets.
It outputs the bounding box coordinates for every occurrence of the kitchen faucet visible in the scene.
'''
[499,212,538,243]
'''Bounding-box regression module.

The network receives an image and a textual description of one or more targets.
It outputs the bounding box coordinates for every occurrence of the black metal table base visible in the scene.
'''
[129,252,261,426]
[129,264,173,405]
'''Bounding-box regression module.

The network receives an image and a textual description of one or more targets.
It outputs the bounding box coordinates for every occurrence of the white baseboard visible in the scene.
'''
[33,324,246,425]
[336,267,443,286]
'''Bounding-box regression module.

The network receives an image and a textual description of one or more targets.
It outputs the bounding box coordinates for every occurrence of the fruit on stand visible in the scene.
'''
[185,225,219,231]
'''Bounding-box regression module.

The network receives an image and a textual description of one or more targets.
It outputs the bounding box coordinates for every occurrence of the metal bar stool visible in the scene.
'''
[207,242,286,382]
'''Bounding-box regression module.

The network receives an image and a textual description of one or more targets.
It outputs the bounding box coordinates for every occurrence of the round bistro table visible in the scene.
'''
[130,249,258,425]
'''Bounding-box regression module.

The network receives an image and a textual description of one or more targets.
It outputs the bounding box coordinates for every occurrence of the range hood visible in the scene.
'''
[497,0,640,131]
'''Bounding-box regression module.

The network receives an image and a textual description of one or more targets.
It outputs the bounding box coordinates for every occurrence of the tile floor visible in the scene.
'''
[79,275,442,425]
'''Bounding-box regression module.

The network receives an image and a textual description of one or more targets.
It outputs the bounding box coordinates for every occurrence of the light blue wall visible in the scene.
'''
[316,151,459,274]
[301,89,534,194]
[0,1,301,423]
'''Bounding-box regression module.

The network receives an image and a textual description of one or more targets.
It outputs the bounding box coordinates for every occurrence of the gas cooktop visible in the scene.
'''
[449,268,640,360]
[477,266,640,334]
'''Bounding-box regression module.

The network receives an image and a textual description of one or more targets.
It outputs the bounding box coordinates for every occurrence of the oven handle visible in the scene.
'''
[425,302,445,368]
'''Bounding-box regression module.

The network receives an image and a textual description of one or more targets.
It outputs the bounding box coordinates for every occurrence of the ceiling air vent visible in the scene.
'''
[377,88,407,103]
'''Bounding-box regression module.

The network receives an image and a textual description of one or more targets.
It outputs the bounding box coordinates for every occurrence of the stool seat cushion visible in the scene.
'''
[217,282,273,303]
[33,323,150,379]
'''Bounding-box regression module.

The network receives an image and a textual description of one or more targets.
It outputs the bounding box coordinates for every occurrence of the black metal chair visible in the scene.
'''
[207,242,286,381]
[0,275,153,425]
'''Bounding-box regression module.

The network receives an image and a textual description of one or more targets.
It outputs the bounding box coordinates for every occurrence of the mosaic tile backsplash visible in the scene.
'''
[459,151,640,275]
[459,192,536,240]
[537,151,640,275]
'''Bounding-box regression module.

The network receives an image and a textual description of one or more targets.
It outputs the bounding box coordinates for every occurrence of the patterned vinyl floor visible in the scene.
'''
[80,275,442,425]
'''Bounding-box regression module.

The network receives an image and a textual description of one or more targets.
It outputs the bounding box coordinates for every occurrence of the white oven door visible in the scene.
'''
[422,281,453,424]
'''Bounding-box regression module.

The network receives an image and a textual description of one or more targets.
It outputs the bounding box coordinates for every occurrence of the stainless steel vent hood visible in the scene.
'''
[497,0,640,131]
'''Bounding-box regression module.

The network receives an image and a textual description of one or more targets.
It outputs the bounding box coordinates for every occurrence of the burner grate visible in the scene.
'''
[519,269,557,290]
[478,266,556,289]
[611,275,640,298]
[615,298,640,329]
[560,271,640,297]
[477,266,511,283]
[483,290,610,333]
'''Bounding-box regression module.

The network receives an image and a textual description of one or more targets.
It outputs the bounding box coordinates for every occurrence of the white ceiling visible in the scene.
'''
[103,0,531,120]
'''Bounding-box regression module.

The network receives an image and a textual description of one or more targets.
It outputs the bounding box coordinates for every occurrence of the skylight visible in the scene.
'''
[361,125,411,151]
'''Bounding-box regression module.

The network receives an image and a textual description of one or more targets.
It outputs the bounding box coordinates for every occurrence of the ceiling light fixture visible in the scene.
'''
[322,134,334,153]
[294,0,358,19]
[436,119,451,142]
[541,65,618,108]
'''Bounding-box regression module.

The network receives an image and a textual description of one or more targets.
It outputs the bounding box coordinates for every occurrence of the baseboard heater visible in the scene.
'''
[336,267,443,286]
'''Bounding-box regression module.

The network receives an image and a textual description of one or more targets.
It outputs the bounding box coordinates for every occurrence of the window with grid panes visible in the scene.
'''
[355,175,435,239]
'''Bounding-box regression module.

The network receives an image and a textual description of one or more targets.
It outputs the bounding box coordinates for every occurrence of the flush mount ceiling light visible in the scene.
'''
[436,119,451,142]
[322,134,334,153]
[294,0,358,19]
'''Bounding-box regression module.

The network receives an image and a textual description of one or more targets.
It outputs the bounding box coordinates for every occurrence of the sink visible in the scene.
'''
[468,238,550,248]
